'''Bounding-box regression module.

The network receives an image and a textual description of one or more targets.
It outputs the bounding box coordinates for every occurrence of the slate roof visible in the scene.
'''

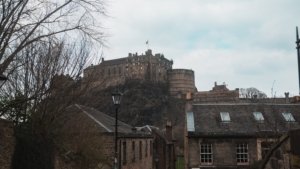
[64,104,151,137]
[188,103,300,137]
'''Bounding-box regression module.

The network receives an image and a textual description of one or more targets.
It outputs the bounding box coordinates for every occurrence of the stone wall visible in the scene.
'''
[193,82,239,103]
[83,49,173,89]
[0,119,15,169]
[168,69,196,98]
[186,137,258,169]
[119,137,154,169]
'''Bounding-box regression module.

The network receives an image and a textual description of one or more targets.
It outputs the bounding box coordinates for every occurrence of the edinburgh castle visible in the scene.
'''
[83,49,197,97]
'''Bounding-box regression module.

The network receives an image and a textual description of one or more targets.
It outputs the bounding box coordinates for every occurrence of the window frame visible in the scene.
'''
[200,143,213,165]
[236,143,249,165]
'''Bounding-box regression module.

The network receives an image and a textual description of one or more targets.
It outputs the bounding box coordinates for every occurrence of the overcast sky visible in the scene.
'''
[100,0,300,97]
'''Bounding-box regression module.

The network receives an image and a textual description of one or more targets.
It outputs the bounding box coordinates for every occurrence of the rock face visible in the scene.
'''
[0,119,15,169]
[79,80,171,127]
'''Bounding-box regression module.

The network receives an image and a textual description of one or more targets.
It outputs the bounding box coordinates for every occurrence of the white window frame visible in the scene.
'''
[236,143,249,165]
[220,112,231,122]
[253,112,264,121]
[200,143,213,165]
[282,112,296,122]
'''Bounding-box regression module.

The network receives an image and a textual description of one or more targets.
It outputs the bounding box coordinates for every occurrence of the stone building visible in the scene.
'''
[83,49,173,89]
[82,49,197,97]
[193,82,239,103]
[55,104,154,169]
[184,96,300,169]
[0,119,15,169]
[134,122,177,169]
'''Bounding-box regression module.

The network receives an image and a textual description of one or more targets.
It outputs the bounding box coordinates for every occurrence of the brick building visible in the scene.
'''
[55,104,154,169]
[184,97,300,169]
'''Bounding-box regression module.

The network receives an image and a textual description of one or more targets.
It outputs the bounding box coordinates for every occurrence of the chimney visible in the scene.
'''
[284,92,290,103]
[214,81,217,87]
[166,120,172,142]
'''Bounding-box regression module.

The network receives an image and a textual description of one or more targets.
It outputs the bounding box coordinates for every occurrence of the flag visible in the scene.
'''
[146,40,149,45]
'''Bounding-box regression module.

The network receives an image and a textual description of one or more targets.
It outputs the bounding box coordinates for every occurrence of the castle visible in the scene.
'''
[83,49,197,97]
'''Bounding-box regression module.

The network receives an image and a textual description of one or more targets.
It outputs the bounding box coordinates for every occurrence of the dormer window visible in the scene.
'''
[253,112,264,122]
[282,112,295,122]
[220,112,231,122]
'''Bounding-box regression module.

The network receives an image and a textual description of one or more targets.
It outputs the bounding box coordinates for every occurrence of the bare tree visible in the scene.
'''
[0,0,105,75]
[0,37,91,124]
[239,87,267,99]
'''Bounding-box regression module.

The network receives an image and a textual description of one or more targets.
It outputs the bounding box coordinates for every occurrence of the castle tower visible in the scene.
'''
[167,69,197,98]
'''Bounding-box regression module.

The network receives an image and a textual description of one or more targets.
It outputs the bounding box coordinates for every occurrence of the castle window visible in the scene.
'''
[108,68,110,76]
[236,143,248,164]
[200,144,213,165]
[119,67,122,74]
[113,67,116,74]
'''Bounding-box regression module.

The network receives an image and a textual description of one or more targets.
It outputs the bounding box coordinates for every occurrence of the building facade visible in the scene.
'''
[184,96,300,169]
[56,104,154,169]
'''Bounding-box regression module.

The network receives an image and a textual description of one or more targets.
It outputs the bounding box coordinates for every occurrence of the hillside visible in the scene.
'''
[79,80,174,127]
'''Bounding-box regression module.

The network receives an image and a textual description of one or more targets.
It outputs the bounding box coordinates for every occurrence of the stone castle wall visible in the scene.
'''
[83,49,173,89]
[167,69,196,98]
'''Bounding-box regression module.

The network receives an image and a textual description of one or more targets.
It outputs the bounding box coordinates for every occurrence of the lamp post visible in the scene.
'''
[112,91,122,169]
[0,74,8,87]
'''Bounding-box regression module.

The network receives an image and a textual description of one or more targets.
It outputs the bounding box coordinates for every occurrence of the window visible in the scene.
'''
[236,143,248,164]
[220,112,231,122]
[132,141,135,162]
[200,144,213,164]
[150,140,153,156]
[187,112,195,132]
[253,112,264,121]
[282,112,295,122]
[122,141,127,165]
[139,141,142,160]
[145,140,148,157]
[261,142,273,159]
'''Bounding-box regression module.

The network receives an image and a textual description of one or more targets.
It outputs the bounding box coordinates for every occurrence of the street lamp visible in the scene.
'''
[0,74,8,87]
[112,91,122,169]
